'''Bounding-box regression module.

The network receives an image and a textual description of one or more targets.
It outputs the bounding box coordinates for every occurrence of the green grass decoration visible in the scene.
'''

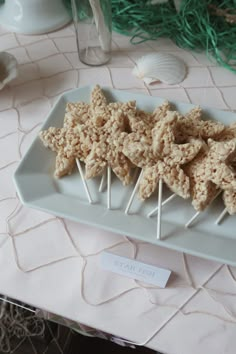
[111,0,236,72]
[65,0,236,72]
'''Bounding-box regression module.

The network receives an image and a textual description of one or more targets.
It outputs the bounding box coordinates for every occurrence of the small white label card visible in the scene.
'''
[100,252,171,288]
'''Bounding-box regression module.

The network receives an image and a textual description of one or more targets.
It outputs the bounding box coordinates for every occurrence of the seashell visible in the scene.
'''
[0,52,18,90]
[132,53,187,85]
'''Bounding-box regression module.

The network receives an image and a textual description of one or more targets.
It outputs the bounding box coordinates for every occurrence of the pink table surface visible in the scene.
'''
[1,23,236,354]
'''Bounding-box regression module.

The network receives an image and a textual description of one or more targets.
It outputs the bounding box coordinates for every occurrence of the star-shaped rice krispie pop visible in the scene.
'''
[39,97,93,178]
[123,111,202,200]
[120,104,171,172]
[184,139,236,211]
[39,93,95,178]
[39,86,139,180]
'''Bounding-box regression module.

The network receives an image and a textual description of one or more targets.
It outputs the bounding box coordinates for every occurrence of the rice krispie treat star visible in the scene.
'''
[175,107,225,143]
[123,111,202,200]
[40,94,98,176]
[39,86,141,180]
[121,104,170,170]
[64,87,132,156]
[184,139,236,211]
[122,102,172,166]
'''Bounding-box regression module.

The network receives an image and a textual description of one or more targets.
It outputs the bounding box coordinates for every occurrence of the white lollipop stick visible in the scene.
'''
[99,173,106,192]
[107,166,111,209]
[148,193,177,218]
[76,159,93,204]
[185,211,201,228]
[185,191,222,228]
[125,170,143,215]
[215,207,228,225]
[157,179,163,240]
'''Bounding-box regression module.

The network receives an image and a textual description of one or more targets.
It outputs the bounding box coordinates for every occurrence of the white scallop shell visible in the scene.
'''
[0,52,18,90]
[132,53,186,85]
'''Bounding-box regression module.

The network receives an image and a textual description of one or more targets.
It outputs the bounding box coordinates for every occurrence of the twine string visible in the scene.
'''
[2,200,236,348]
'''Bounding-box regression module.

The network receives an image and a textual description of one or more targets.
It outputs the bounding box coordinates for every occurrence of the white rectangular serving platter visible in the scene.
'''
[14,86,236,266]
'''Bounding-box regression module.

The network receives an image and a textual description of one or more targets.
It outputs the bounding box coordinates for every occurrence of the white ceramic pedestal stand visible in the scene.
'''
[0,0,71,35]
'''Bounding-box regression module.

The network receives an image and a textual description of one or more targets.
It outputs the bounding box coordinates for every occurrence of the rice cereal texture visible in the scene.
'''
[184,139,236,211]
[223,189,236,215]
[175,107,224,143]
[39,127,75,178]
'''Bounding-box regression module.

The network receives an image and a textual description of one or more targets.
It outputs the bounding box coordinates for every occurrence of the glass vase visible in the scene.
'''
[71,0,112,66]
